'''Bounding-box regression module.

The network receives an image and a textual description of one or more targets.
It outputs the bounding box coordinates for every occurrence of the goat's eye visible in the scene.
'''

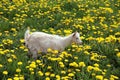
[76,38,78,39]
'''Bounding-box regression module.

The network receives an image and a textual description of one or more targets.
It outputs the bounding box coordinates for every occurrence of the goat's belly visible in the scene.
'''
[40,40,61,50]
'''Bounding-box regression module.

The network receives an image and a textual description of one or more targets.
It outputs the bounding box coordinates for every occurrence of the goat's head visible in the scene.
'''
[72,32,82,45]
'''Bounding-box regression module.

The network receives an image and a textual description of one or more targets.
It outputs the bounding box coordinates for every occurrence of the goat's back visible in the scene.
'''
[30,32,64,40]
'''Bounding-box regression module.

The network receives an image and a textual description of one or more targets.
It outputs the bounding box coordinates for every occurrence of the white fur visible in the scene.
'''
[24,29,82,59]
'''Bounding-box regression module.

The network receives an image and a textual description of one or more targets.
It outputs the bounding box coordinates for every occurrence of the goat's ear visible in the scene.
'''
[27,27,30,30]
[73,32,77,37]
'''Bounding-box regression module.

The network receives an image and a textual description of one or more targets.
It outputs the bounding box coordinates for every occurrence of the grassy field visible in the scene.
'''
[0,0,120,80]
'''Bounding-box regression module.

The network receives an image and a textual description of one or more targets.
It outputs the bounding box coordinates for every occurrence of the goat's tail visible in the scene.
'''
[24,27,30,43]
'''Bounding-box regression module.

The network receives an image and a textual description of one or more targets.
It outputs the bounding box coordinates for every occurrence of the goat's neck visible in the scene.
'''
[63,34,73,47]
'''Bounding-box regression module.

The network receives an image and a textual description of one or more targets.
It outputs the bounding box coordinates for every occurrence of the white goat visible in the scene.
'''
[24,28,82,59]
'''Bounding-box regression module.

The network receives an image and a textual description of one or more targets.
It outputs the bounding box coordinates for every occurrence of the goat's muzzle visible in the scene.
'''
[78,41,82,45]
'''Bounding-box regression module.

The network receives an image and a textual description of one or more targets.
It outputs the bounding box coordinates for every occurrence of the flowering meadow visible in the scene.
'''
[0,0,120,80]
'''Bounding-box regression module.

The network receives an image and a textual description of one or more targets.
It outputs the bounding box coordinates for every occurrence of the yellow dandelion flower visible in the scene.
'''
[47,66,52,69]
[10,50,14,53]
[106,8,113,13]
[11,54,17,59]
[93,67,101,72]
[64,59,68,62]
[79,62,86,67]
[74,56,78,60]
[104,78,108,80]
[61,76,70,80]
[36,60,41,64]
[87,66,93,72]
[96,75,103,80]
[60,64,65,68]
[8,58,13,63]
[52,50,59,54]
[117,38,120,43]
[61,71,66,74]
[13,76,19,80]
[84,51,90,55]
[68,73,74,77]
[84,45,91,50]
[75,69,80,72]
[20,39,25,43]
[96,37,104,43]
[56,75,60,79]
[3,71,8,75]
[45,77,50,80]
[19,76,24,80]
[116,52,120,58]
[0,51,5,55]
[16,68,21,73]
[94,63,99,67]
[110,75,119,79]
[47,48,53,53]
[31,71,34,75]
[45,72,50,76]
[17,61,23,65]
[92,73,96,76]
[29,68,34,71]
[11,28,16,32]
[68,69,72,72]
[50,73,55,77]
[29,61,36,68]
[0,33,2,36]
[106,64,111,67]
[105,35,116,43]
[102,71,106,75]
[7,78,12,80]
[114,48,119,52]
[59,62,65,68]
[69,62,78,67]
[0,64,3,68]
[38,71,44,76]
[19,45,25,49]
[110,78,114,80]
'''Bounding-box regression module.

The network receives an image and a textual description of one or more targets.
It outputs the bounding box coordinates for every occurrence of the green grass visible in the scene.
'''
[0,0,120,80]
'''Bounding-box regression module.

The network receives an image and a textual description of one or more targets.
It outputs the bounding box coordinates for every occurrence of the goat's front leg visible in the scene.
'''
[56,48,64,57]
[31,49,38,60]
[27,48,32,58]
